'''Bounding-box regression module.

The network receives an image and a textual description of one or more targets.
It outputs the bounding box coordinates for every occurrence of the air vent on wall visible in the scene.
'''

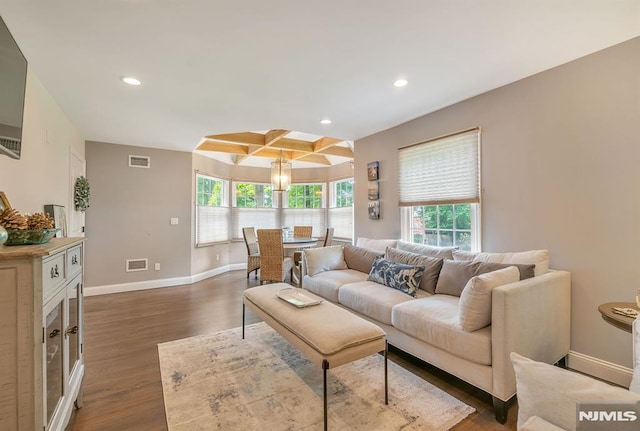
[129,155,150,168]
[0,136,21,159]
[126,258,148,272]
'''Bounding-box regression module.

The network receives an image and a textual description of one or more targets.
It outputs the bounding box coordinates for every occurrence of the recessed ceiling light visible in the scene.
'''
[122,76,142,86]
[393,79,408,88]
[320,119,332,125]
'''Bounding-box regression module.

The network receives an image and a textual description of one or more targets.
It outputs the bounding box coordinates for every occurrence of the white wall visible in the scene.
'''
[354,37,640,371]
[0,69,84,216]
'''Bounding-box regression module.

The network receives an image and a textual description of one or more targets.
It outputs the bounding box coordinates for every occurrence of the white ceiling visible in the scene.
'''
[0,1,638,166]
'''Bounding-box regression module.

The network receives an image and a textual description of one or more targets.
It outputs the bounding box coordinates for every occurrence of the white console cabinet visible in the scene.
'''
[0,238,85,431]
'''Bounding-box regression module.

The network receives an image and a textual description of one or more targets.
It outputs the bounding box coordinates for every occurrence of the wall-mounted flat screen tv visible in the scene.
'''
[0,14,27,160]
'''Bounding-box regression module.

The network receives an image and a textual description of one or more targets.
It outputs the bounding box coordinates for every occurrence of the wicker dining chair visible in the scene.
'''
[293,226,314,266]
[242,227,261,279]
[256,229,294,284]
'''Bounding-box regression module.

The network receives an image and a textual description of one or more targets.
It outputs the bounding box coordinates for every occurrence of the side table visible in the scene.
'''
[598,302,638,333]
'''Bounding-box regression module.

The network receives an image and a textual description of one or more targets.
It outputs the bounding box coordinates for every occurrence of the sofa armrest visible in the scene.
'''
[491,270,571,400]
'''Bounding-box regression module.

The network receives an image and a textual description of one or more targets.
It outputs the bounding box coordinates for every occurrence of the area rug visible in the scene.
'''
[158,322,475,430]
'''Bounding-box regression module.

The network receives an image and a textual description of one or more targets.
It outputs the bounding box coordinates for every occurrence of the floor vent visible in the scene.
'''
[129,155,150,168]
[126,258,148,272]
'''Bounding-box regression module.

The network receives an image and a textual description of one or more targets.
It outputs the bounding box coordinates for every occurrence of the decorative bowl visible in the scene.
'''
[4,228,60,246]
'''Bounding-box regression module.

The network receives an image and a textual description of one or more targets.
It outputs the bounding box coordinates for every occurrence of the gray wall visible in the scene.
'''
[354,37,640,369]
[85,141,192,286]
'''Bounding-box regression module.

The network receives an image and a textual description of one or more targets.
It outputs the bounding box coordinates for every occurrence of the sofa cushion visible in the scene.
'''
[473,249,549,277]
[511,352,640,431]
[435,259,535,297]
[396,240,457,260]
[458,266,520,332]
[452,249,478,261]
[368,257,424,297]
[302,269,368,302]
[338,281,415,325]
[343,244,383,273]
[391,295,492,365]
[385,247,443,294]
[303,245,348,276]
[356,237,398,253]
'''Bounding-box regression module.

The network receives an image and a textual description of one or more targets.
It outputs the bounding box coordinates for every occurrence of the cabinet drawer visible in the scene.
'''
[67,244,83,278]
[42,252,66,299]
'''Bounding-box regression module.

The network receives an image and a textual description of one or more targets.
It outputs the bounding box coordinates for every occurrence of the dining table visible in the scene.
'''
[282,237,319,249]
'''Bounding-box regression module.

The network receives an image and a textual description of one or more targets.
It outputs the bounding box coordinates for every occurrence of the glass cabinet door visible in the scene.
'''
[67,277,81,376]
[45,297,64,426]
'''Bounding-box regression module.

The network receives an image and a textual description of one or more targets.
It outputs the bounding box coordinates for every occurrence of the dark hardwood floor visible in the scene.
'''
[69,271,517,431]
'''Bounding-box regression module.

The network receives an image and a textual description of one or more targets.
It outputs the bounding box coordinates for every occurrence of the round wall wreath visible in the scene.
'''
[74,176,91,212]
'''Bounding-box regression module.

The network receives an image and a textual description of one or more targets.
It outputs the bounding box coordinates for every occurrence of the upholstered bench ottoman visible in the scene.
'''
[243,283,388,431]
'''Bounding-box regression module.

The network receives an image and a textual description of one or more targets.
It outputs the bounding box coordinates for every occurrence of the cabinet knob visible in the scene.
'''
[50,264,60,278]
[65,325,78,336]
[49,329,60,338]
[71,255,78,265]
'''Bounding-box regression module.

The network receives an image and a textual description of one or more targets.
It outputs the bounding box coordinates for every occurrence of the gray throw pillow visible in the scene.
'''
[368,257,424,297]
[343,244,383,273]
[435,259,535,297]
[385,247,443,294]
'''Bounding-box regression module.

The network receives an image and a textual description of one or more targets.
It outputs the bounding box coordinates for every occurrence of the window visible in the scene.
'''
[328,178,353,239]
[283,183,326,235]
[399,128,481,251]
[195,173,229,245]
[408,204,477,250]
[232,182,277,239]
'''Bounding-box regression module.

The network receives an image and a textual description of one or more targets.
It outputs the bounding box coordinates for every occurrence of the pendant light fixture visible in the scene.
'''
[271,150,291,192]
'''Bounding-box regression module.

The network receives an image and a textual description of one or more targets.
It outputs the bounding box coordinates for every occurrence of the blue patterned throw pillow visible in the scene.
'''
[368,257,425,297]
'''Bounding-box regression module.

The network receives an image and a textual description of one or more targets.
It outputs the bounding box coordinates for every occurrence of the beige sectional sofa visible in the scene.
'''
[300,239,571,423]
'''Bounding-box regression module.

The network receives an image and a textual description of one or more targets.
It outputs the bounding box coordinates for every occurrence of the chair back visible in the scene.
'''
[257,229,285,282]
[323,227,334,247]
[293,225,313,238]
[242,227,259,255]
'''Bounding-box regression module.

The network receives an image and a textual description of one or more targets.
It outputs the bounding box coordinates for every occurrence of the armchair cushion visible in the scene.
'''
[511,352,640,430]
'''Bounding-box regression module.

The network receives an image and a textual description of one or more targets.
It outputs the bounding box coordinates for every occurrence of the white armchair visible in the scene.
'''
[511,320,640,430]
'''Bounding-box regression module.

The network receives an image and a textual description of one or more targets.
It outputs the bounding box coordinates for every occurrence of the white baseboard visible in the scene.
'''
[85,263,247,296]
[568,350,633,387]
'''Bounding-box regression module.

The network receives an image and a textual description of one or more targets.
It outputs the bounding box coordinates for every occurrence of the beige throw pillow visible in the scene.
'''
[304,245,347,277]
[458,266,519,331]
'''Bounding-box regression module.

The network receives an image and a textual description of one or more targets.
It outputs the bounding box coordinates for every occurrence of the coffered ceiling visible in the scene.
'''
[0,1,638,168]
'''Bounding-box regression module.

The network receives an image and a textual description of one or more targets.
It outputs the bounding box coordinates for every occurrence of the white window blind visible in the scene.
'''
[398,128,480,207]
[283,209,326,236]
[328,206,353,239]
[196,206,229,245]
[232,208,278,239]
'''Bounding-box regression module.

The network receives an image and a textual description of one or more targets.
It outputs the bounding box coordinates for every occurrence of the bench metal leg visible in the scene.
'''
[242,303,245,339]
[323,359,329,431]
[384,341,388,405]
